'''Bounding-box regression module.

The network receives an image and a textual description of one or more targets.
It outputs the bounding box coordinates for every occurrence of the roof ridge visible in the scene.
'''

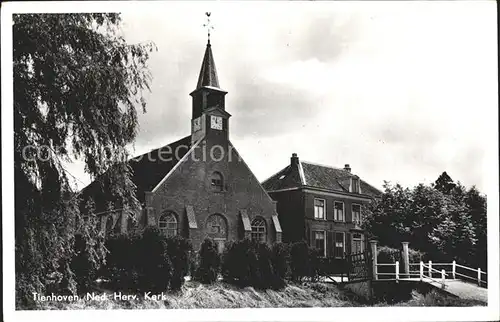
[300,160,349,172]
[129,135,191,161]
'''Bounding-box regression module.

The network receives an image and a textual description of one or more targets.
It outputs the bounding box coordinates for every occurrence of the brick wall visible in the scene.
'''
[146,137,280,251]
[270,188,372,256]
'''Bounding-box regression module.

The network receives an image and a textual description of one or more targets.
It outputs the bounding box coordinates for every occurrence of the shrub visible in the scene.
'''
[195,238,220,284]
[271,243,290,286]
[222,239,285,289]
[101,227,172,293]
[290,241,310,282]
[377,245,428,263]
[255,242,275,289]
[307,247,321,282]
[166,236,192,291]
[102,232,136,289]
[188,250,198,278]
[137,227,172,293]
[408,248,427,263]
[221,239,257,286]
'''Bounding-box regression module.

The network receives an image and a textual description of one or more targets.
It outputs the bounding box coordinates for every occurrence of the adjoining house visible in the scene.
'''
[261,153,382,257]
[82,39,282,252]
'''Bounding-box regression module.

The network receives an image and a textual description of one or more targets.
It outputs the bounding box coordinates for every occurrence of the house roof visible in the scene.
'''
[261,158,382,198]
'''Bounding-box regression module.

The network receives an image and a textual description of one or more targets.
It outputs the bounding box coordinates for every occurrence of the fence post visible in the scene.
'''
[441,269,446,289]
[428,260,432,278]
[370,240,378,280]
[402,242,410,279]
[477,268,481,286]
[452,261,456,279]
[419,261,423,281]
[395,261,399,282]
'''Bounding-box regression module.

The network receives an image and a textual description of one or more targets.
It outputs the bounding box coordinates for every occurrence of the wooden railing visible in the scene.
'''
[374,260,487,288]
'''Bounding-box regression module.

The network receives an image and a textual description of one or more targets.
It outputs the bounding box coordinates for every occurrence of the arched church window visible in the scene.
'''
[206,214,228,239]
[206,214,228,253]
[210,171,224,191]
[159,211,178,237]
[251,217,267,243]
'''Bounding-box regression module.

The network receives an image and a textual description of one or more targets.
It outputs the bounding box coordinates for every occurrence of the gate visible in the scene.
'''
[346,249,372,282]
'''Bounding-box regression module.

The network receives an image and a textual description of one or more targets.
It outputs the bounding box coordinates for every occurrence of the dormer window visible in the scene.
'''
[210,171,224,191]
[351,177,360,193]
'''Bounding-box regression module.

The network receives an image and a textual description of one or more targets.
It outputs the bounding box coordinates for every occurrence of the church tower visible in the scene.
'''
[190,38,230,144]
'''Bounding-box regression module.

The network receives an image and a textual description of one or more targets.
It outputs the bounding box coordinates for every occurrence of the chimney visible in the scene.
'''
[344,164,351,172]
[291,153,299,166]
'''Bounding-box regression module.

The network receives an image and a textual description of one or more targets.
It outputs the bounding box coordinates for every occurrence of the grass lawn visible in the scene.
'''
[33,281,361,309]
[30,281,486,310]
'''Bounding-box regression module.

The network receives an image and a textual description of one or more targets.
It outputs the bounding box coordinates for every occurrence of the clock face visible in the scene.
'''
[210,115,223,130]
[192,117,201,132]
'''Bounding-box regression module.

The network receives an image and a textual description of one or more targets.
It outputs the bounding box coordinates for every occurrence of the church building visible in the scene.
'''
[82,38,282,252]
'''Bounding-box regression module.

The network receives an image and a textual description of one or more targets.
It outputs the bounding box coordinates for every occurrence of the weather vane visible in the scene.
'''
[203,12,214,44]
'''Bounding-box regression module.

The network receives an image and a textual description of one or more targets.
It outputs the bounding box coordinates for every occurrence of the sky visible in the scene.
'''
[65,1,497,193]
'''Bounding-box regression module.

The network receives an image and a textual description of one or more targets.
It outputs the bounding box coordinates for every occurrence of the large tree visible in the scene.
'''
[433,171,456,195]
[363,177,486,270]
[13,13,155,306]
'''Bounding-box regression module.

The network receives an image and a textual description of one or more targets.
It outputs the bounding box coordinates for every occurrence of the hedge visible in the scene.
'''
[100,227,191,292]
[194,238,220,284]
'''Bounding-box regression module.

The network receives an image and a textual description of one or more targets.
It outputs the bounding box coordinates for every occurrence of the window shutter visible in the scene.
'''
[345,232,351,255]
[327,230,334,257]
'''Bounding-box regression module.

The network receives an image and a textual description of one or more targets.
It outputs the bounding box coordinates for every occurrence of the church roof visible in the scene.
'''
[195,43,220,90]
[81,135,192,205]
[261,158,382,198]
[129,135,192,202]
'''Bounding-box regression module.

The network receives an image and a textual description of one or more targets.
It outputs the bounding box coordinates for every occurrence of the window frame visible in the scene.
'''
[352,233,363,254]
[351,203,362,225]
[351,177,360,193]
[313,230,327,257]
[158,211,178,238]
[251,217,267,243]
[210,171,224,191]
[333,232,345,259]
[206,213,228,239]
[314,198,326,220]
[334,201,345,222]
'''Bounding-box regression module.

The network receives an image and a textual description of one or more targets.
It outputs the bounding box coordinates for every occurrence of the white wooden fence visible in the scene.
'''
[370,241,487,288]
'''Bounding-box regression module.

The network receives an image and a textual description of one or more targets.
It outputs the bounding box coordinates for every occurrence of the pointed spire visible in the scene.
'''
[196,43,220,89]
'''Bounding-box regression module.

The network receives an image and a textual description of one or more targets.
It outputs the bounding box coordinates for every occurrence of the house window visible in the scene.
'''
[334,202,344,221]
[210,171,223,191]
[334,232,345,258]
[352,204,361,225]
[251,217,267,243]
[314,198,325,220]
[351,177,360,193]
[159,211,178,237]
[314,231,326,257]
[352,233,363,254]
